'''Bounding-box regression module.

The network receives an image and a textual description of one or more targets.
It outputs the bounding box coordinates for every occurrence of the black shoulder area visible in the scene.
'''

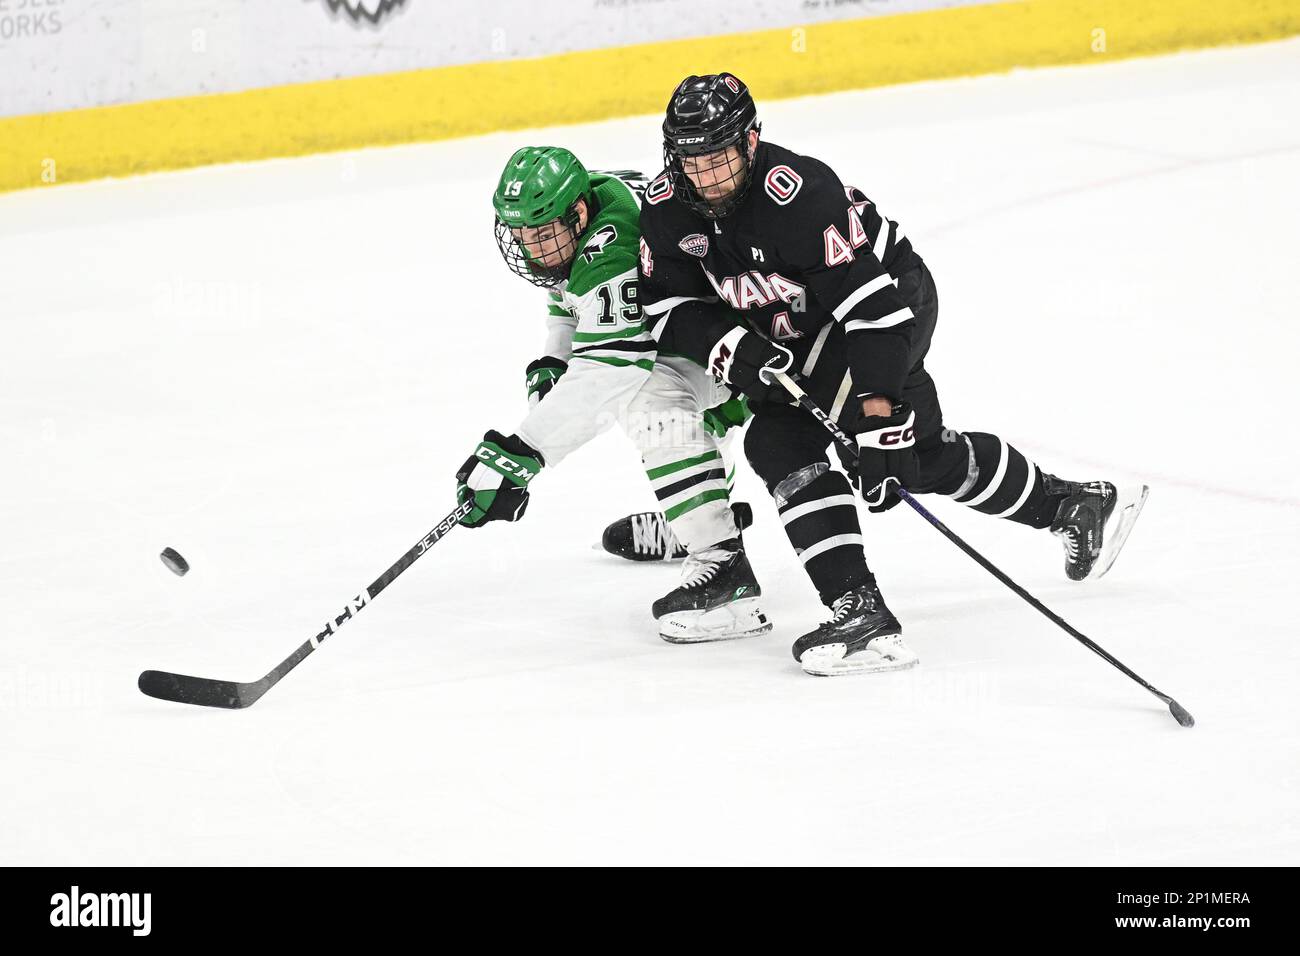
[639,167,691,236]
[750,141,847,214]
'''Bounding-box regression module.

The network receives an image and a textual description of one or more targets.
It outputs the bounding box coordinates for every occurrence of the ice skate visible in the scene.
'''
[601,502,752,562]
[792,585,917,676]
[652,536,771,643]
[1048,478,1149,581]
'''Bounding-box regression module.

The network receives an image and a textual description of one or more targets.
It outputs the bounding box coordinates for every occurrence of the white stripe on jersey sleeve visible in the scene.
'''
[643,294,711,317]
[832,273,895,321]
[844,307,914,332]
[872,218,891,261]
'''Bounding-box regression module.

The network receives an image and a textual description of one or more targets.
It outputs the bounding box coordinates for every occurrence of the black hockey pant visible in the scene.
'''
[743,263,1073,606]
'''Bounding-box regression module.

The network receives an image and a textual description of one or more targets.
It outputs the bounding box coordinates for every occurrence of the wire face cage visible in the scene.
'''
[494,211,581,289]
[664,138,756,220]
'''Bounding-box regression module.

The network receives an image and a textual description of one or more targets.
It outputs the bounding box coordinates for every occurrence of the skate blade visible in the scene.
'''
[799,640,919,677]
[659,598,772,644]
[1090,483,1149,580]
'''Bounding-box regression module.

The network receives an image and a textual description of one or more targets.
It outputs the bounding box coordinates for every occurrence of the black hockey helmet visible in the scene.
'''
[662,73,760,220]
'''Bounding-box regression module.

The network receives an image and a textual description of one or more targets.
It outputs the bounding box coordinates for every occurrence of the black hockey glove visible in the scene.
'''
[455,430,545,528]
[707,327,793,404]
[525,355,567,407]
[846,402,918,513]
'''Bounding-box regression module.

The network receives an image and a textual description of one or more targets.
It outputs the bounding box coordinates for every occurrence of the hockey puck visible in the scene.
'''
[160,547,190,577]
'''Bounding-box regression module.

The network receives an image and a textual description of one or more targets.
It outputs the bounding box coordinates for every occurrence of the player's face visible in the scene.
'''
[514,218,577,272]
[681,145,746,205]
[511,199,588,275]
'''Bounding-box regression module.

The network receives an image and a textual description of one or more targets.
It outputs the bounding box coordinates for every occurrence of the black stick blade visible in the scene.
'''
[1168,699,1195,727]
[138,670,262,709]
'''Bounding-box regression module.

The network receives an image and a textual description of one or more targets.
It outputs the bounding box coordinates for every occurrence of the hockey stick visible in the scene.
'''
[768,369,1194,727]
[138,499,475,709]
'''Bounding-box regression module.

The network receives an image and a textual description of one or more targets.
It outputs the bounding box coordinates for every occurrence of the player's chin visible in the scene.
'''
[527,259,571,282]
[532,252,570,270]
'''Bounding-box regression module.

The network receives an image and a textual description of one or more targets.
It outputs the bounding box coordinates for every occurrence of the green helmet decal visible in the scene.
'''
[493,146,592,227]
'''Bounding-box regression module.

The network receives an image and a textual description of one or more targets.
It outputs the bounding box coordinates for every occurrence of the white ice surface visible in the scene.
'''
[2,40,1298,866]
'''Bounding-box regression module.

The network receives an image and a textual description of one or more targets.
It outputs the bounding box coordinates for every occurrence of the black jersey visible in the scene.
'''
[639,141,923,401]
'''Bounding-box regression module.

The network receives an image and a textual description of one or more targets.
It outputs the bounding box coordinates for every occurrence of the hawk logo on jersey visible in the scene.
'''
[580,225,618,263]
[679,234,709,257]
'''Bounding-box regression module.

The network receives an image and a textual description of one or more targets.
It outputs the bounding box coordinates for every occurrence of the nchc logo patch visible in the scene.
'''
[678,234,709,257]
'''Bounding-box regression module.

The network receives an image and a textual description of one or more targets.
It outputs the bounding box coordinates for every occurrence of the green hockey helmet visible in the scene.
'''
[493,146,594,288]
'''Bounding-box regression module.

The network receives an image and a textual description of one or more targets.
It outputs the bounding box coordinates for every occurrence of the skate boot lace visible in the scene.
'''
[1052,496,1096,563]
[631,513,674,558]
[825,589,875,628]
[1059,526,1080,561]
[679,546,735,589]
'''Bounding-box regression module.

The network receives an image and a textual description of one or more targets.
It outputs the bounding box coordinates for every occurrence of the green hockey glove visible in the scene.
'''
[525,356,567,407]
[455,430,545,527]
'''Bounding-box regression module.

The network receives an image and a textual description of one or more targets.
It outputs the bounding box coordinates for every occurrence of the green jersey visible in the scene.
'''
[517,170,658,466]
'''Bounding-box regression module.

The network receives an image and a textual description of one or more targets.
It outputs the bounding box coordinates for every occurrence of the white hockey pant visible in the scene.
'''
[623,356,740,555]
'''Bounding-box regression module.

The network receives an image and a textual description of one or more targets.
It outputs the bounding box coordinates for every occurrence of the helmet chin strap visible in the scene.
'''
[739,124,763,180]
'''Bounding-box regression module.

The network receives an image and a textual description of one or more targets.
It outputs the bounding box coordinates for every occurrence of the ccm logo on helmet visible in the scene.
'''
[676,136,707,145]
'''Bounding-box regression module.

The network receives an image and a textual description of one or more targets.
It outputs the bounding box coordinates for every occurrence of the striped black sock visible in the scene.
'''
[775,469,874,604]
[943,432,1059,529]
